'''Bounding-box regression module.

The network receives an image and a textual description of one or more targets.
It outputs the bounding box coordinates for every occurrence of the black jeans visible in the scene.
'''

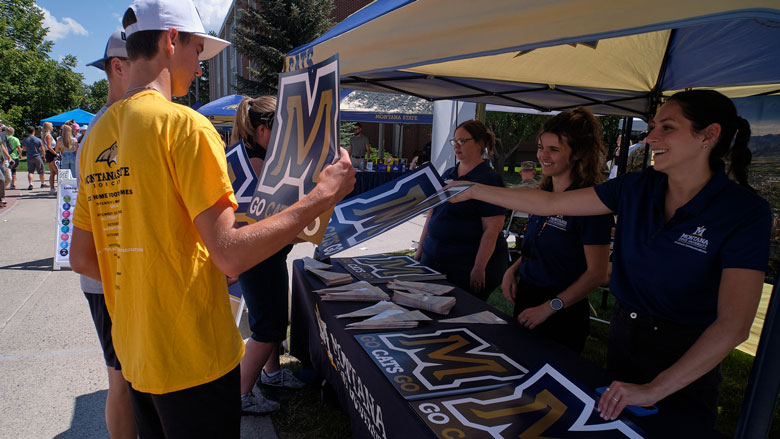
[128,365,241,438]
[608,301,721,428]
[512,279,590,353]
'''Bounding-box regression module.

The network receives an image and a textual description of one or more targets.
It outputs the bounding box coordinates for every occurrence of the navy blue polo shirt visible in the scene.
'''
[518,188,613,290]
[594,165,771,325]
[422,161,506,265]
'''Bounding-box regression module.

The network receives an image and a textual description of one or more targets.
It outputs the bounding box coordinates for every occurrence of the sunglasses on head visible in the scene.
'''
[249,111,274,130]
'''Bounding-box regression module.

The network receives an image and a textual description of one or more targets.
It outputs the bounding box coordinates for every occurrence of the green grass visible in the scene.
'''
[274,286,779,438]
[15,158,27,173]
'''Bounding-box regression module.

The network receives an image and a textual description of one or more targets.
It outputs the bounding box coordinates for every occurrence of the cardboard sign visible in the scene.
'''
[246,54,340,243]
[355,328,528,400]
[411,363,645,439]
[54,178,78,270]
[225,140,258,227]
[319,164,472,257]
[335,254,446,284]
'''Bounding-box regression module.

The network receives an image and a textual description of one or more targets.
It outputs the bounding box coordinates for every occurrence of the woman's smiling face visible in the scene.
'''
[537,132,573,179]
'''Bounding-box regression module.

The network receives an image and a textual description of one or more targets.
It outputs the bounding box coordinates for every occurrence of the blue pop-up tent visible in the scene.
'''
[40,108,95,126]
[285,1,780,436]
[197,94,245,131]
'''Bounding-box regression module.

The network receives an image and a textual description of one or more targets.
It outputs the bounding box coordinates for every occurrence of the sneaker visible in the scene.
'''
[41,183,48,188]
[28,185,33,190]
[9,185,15,190]
[261,369,306,389]
[241,391,280,416]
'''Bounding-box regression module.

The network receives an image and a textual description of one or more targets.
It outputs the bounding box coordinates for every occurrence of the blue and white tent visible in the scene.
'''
[286,0,780,119]
[285,1,780,436]
[40,108,95,126]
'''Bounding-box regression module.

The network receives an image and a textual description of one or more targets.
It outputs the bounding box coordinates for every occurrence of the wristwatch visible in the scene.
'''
[549,297,564,312]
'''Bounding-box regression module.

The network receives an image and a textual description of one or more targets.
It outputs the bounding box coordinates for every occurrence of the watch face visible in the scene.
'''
[550,298,563,311]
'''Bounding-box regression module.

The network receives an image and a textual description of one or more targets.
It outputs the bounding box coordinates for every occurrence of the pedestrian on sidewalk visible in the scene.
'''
[42,122,57,191]
[7,126,21,189]
[21,126,45,190]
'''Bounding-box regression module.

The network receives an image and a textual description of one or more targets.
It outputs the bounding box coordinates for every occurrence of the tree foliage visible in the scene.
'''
[0,0,86,130]
[81,79,109,114]
[233,0,335,96]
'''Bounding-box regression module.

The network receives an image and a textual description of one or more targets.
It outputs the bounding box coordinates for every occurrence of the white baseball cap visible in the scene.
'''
[87,30,129,70]
[124,0,230,61]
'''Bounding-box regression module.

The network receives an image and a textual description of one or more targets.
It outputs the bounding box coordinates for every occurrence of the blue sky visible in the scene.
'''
[36,0,232,85]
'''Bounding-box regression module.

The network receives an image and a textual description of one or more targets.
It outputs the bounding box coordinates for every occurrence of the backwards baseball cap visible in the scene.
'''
[124,0,229,61]
[87,30,129,71]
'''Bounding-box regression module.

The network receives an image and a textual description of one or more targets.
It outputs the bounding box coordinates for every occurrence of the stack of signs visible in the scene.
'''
[387,279,455,295]
[304,256,353,286]
[354,328,528,400]
[313,281,389,301]
[246,55,340,244]
[334,254,446,284]
[345,309,431,330]
[335,301,407,319]
[224,140,258,227]
[318,164,473,257]
[392,291,456,315]
[439,311,507,324]
[410,363,646,438]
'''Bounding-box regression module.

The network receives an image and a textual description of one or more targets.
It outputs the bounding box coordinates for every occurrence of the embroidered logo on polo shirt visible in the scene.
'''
[675,225,709,254]
[547,215,568,231]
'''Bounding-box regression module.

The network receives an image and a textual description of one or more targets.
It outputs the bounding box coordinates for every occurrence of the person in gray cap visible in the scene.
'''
[516,160,539,189]
[70,0,354,436]
[76,29,136,439]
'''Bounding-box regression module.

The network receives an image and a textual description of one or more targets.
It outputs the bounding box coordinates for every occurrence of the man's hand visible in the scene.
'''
[314,147,356,206]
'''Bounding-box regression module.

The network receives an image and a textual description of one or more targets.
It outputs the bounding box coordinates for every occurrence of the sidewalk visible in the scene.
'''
[0,172,425,438]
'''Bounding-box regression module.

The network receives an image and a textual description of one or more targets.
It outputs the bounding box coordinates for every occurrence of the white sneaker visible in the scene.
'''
[241,391,280,416]
[260,369,306,389]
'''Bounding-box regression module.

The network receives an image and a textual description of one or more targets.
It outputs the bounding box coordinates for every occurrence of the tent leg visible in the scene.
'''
[735,280,780,438]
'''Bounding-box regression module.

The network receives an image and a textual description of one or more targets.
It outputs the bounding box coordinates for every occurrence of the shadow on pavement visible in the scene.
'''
[11,191,58,200]
[0,257,54,271]
[53,390,108,439]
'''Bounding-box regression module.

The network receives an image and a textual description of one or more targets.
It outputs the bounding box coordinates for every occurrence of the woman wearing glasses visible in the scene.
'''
[414,119,507,300]
[446,90,770,426]
[503,108,613,354]
[231,96,305,417]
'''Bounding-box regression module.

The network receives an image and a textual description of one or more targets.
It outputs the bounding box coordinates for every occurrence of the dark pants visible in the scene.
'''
[422,245,507,301]
[608,301,721,428]
[128,365,241,439]
[512,279,589,353]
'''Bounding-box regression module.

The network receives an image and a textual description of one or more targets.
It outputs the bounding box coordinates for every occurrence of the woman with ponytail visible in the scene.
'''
[230,96,306,417]
[415,119,508,300]
[446,90,770,426]
[503,108,613,354]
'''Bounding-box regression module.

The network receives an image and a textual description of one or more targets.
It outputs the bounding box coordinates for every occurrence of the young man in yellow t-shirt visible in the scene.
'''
[70,0,355,436]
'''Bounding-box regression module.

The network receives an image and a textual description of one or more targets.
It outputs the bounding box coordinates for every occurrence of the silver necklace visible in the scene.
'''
[123,85,160,98]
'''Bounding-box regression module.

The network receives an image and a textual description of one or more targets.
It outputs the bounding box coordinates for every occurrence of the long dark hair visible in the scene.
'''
[538,107,606,190]
[666,90,752,189]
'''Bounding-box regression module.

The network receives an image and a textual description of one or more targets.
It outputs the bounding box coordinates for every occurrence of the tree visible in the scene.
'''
[81,79,109,114]
[0,0,84,129]
[485,112,548,176]
[233,0,335,96]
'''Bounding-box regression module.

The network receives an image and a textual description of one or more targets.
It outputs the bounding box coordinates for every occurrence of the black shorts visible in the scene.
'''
[239,245,293,343]
[84,292,121,370]
[45,150,58,164]
[9,159,19,173]
[608,301,721,427]
[128,365,240,438]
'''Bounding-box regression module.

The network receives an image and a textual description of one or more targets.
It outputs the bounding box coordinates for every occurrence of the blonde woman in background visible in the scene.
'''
[231,96,306,416]
[57,124,78,177]
[42,121,57,191]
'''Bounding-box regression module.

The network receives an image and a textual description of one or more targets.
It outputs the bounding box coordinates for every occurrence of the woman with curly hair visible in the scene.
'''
[503,107,613,354]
